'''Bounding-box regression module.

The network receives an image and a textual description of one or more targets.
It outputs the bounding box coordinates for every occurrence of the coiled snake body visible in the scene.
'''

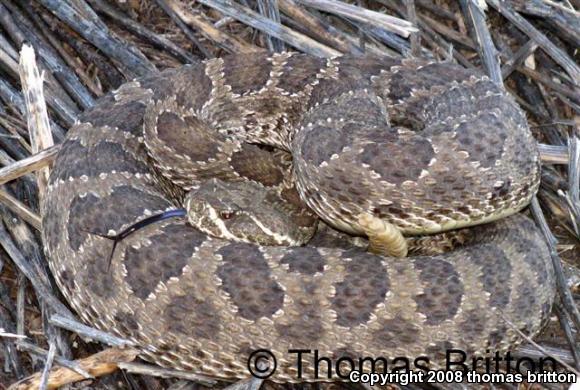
[42,53,555,381]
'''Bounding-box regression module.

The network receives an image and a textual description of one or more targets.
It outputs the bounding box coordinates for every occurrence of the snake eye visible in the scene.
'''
[220,210,236,220]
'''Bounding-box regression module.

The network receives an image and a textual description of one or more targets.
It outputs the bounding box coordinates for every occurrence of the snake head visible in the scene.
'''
[184,178,309,246]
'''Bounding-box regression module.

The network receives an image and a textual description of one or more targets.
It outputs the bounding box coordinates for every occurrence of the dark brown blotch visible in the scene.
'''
[467,244,512,308]
[138,68,181,101]
[299,125,353,167]
[360,132,434,185]
[155,111,221,161]
[124,223,205,300]
[67,186,171,251]
[413,257,463,325]
[512,282,538,334]
[229,144,285,187]
[306,55,393,110]
[217,242,285,321]
[49,140,87,185]
[50,140,150,184]
[279,186,318,229]
[164,293,221,340]
[458,309,488,344]
[67,193,100,251]
[84,243,116,298]
[222,54,273,95]
[93,141,149,175]
[337,55,398,78]
[425,83,502,126]
[133,66,211,133]
[331,249,390,327]
[307,77,364,110]
[372,315,421,350]
[278,55,326,94]
[280,247,326,275]
[512,237,549,285]
[388,62,474,103]
[454,113,507,168]
[240,97,297,135]
[175,66,213,111]
[81,99,146,136]
[308,97,388,129]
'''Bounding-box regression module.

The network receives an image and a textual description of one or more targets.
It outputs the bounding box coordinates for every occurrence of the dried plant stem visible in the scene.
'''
[162,0,253,54]
[486,0,580,83]
[296,0,417,37]
[7,348,139,390]
[118,362,218,385]
[18,44,54,204]
[0,189,41,230]
[197,0,341,57]
[461,0,502,84]
[0,145,59,186]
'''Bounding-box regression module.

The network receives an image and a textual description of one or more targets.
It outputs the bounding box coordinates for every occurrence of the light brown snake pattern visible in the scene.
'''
[42,52,555,381]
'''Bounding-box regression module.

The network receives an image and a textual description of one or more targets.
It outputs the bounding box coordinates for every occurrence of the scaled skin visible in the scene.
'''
[43,52,553,381]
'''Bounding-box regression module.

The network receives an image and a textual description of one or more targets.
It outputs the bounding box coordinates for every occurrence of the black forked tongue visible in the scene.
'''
[83,209,187,271]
